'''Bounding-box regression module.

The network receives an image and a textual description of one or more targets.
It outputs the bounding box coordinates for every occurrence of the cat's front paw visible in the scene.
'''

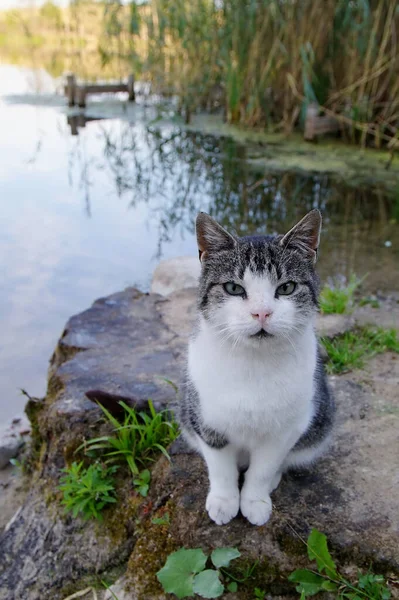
[206,492,239,525]
[240,493,272,526]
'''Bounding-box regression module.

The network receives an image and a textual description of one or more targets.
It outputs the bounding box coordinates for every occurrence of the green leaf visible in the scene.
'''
[193,570,224,598]
[140,469,151,483]
[289,569,326,596]
[211,547,241,568]
[138,484,149,497]
[307,529,338,579]
[157,548,207,599]
[321,580,338,591]
[152,512,170,525]
[227,581,238,593]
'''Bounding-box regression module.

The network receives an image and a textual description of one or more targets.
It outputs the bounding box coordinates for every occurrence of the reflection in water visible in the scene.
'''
[67,114,105,136]
[0,64,397,423]
[68,119,398,286]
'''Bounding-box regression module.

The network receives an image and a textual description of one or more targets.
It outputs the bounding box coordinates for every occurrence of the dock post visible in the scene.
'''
[66,74,76,107]
[77,86,86,108]
[127,74,135,102]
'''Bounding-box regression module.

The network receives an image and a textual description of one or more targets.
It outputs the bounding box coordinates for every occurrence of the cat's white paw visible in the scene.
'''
[240,494,272,526]
[206,492,239,525]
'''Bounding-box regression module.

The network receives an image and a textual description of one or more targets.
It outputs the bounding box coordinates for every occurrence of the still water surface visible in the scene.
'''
[0,65,397,422]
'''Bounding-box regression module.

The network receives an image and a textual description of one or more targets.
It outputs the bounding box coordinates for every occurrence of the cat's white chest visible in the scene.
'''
[188,323,316,447]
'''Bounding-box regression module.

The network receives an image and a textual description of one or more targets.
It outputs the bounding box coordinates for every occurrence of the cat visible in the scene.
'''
[179,209,335,526]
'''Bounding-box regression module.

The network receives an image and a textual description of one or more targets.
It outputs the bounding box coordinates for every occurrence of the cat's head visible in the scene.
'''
[196,210,321,346]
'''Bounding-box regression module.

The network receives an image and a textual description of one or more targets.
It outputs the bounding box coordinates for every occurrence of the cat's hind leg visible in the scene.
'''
[283,436,332,471]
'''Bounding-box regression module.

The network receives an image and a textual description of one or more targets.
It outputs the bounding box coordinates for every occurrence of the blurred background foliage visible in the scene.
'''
[0,0,398,148]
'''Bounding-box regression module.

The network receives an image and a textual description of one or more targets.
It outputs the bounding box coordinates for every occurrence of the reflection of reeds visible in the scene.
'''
[141,0,398,147]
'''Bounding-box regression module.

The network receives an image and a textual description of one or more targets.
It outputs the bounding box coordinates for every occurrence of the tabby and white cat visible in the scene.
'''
[180,210,335,526]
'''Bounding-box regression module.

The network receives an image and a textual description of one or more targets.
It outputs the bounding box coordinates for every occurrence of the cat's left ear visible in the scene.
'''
[280,209,322,263]
[196,212,236,262]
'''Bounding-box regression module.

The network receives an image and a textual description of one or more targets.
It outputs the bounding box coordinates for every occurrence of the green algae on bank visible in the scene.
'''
[186,114,399,192]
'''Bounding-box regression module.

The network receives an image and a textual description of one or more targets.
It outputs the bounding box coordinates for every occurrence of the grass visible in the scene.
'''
[319,274,363,315]
[77,400,179,477]
[59,399,179,519]
[58,461,118,520]
[322,326,399,374]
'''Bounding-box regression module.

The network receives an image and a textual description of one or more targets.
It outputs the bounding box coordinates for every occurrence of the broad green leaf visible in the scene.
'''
[140,469,151,483]
[307,529,338,579]
[211,547,241,568]
[193,570,224,598]
[138,484,149,497]
[289,569,326,596]
[227,581,238,593]
[157,548,207,599]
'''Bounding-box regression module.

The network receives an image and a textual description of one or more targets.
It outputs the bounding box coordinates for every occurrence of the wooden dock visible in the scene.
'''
[64,74,135,108]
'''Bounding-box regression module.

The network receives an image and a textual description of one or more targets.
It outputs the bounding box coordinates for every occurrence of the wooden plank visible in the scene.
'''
[82,84,128,94]
[64,74,135,107]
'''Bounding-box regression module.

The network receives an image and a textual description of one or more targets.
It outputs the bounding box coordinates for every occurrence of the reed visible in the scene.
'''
[136,0,399,147]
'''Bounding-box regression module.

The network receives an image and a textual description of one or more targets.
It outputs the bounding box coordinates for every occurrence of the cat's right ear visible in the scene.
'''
[196,212,236,261]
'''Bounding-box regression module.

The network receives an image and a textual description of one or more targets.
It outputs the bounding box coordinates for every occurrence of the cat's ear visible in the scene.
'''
[280,209,322,263]
[196,212,236,261]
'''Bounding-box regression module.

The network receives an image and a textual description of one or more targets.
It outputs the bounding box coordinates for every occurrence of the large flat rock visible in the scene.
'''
[48,287,196,418]
[0,287,398,600]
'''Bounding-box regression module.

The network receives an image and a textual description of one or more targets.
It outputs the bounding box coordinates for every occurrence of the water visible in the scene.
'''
[0,65,398,423]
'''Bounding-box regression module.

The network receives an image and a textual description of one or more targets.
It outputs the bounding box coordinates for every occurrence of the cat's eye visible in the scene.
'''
[276,281,296,296]
[223,282,246,296]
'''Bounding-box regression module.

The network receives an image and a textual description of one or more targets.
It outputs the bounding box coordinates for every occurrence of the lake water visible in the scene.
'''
[0,64,398,423]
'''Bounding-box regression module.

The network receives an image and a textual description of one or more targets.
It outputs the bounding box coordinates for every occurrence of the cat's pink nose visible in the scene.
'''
[251,310,272,325]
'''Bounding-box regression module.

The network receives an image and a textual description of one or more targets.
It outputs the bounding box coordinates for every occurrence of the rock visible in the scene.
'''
[0,415,31,469]
[103,577,132,600]
[316,313,354,338]
[151,256,200,296]
[0,465,28,533]
[0,287,196,600]
[48,287,196,421]
[0,286,398,600]
[354,293,399,330]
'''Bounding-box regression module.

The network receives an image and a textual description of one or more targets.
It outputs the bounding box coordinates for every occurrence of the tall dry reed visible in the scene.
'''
[132,0,398,147]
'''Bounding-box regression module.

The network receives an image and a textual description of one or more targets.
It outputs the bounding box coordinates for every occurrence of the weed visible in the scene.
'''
[322,326,399,374]
[152,512,170,526]
[157,547,241,599]
[289,528,391,600]
[133,469,151,497]
[58,461,117,520]
[254,589,266,599]
[320,274,362,315]
[77,400,179,477]
[359,297,380,309]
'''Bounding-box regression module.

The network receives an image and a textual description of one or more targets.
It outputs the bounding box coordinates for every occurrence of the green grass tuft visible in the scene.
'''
[77,400,179,477]
[59,461,118,520]
[322,327,399,374]
[320,274,363,315]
